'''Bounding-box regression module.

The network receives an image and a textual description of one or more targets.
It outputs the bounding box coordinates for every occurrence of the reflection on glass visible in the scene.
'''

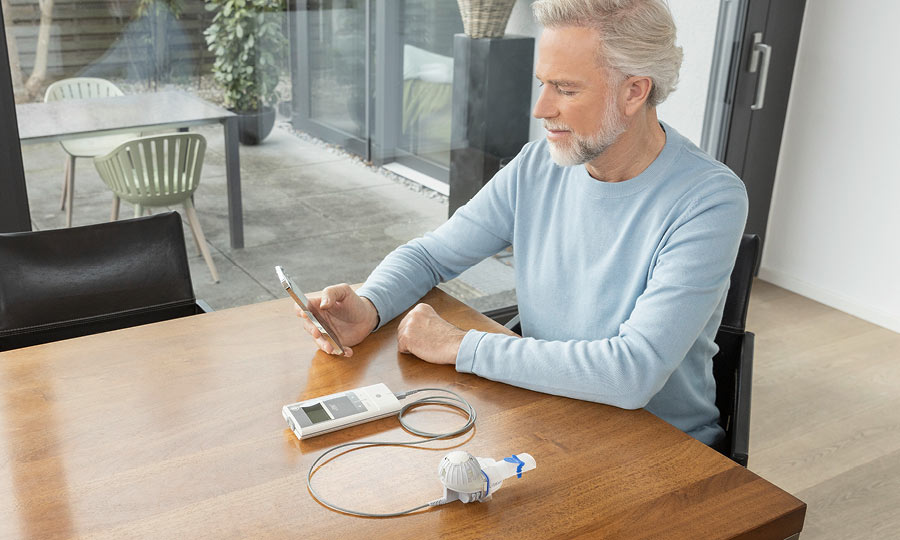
[4,0,215,104]
[398,1,462,168]
[307,0,367,139]
[5,0,290,234]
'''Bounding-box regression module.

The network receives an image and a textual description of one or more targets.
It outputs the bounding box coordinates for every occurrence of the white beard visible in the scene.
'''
[545,98,627,167]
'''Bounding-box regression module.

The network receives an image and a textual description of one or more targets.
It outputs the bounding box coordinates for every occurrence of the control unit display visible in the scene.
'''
[283,383,402,439]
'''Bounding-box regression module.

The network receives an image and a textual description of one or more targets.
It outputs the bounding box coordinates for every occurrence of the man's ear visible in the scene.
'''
[623,76,653,117]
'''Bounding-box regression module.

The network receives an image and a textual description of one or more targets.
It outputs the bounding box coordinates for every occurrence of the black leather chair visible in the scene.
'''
[711,234,760,467]
[0,212,211,352]
[495,234,761,467]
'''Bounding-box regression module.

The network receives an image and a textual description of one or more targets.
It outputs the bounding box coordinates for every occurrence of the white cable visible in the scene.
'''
[306,387,477,517]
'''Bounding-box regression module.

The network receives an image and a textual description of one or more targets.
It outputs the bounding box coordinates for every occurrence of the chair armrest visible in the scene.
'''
[481,304,520,334]
[504,314,521,335]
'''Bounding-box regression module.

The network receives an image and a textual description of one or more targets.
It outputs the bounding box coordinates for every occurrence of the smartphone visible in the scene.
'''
[275,266,346,355]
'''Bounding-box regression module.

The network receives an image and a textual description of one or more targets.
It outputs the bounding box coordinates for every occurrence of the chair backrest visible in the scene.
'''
[720,234,761,332]
[44,77,124,102]
[712,234,761,467]
[94,133,207,205]
[0,213,203,352]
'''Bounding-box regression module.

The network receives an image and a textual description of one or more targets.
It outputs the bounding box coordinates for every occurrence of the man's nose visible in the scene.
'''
[532,85,557,119]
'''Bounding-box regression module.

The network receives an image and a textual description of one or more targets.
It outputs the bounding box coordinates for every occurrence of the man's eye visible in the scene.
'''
[537,81,575,96]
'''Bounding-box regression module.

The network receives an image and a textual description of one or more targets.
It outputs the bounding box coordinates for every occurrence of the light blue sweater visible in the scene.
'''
[357,123,748,445]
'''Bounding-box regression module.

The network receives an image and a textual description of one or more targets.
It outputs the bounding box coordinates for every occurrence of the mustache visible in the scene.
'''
[543,122,571,131]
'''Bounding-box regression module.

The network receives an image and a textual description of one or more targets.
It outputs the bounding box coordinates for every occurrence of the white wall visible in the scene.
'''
[759,0,900,333]
[505,0,720,145]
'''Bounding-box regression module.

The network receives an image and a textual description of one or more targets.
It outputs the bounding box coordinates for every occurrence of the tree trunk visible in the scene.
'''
[1,0,25,97]
[24,0,54,98]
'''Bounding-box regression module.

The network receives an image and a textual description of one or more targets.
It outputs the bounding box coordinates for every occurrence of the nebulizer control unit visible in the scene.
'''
[286,385,536,517]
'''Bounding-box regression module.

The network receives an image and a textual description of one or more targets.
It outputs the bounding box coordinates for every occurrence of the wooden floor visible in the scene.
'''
[746,279,900,539]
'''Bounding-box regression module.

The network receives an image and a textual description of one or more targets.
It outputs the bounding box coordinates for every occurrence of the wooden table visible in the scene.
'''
[0,290,805,539]
[15,91,244,249]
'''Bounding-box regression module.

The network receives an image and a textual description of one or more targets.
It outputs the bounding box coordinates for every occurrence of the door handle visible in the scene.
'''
[748,32,772,111]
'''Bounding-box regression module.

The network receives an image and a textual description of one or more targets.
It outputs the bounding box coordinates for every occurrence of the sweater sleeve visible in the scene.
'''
[455,186,748,410]
[356,151,520,329]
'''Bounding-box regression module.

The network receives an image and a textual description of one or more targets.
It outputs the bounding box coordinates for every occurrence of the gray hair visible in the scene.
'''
[532,0,683,107]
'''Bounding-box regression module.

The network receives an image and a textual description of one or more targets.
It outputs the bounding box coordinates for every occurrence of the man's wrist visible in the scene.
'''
[359,295,380,333]
[446,328,467,365]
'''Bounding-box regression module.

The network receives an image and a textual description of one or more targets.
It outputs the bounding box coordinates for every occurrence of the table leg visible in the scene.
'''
[223,116,243,249]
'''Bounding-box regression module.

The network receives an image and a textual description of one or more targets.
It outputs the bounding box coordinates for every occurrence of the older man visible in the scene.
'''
[297,0,747,446]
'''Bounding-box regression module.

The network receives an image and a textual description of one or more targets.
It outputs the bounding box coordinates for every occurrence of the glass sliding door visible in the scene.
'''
[292,0,370,157]
[700,0,747,159]
[291,0,459,183]
[391,0,462,182]
[309,1,368,139]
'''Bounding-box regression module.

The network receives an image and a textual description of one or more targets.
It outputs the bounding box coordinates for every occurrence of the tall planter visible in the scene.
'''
[449,34,534,216]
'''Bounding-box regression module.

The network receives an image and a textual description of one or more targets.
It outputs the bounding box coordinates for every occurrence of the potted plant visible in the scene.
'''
[204,0,287,144]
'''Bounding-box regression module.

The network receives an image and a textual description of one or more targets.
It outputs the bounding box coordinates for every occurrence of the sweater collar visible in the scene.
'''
[573,121,683,198]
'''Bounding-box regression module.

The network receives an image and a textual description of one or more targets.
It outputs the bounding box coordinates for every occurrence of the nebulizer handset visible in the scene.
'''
[287,384,536,517]
[438,450,537,503]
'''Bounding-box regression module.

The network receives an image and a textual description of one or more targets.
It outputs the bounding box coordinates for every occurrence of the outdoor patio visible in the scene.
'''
[18,121,517,314]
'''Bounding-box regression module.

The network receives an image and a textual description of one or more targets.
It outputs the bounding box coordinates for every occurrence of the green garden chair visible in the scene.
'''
[44,77,140,227]
[93,133,220,283]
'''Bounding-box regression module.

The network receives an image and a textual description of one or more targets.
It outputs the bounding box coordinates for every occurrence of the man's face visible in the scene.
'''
[533,26,627,167]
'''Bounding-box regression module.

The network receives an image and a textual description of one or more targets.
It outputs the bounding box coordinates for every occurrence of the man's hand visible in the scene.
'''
[296,283,379,357]
[397,303,467,365]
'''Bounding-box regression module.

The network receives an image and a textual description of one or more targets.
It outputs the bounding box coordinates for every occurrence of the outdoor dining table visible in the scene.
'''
[15,90,244,249]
